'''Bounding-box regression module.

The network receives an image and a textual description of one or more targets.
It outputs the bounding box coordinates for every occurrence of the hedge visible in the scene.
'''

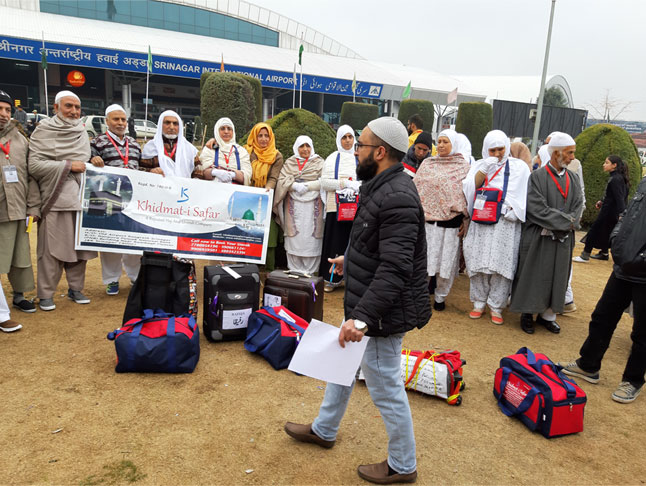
[239,108,336,160]
[455,102,493,158]
[575,123,642,227]
[192,115,203,144]
[232,73,262,123]
[339,102,379,131]
[397,99,434,132]
[200,72,256,139]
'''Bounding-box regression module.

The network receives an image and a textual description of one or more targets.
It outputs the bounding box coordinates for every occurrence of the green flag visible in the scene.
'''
[147,45,153,73]
[41,47,47,70]
[402,81,411,100]
[298,44,304,65]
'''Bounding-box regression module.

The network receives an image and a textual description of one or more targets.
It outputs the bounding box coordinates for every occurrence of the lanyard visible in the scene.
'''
[297,156,309,173]
[545,165,570,199]
[0,140,9,160]
[105,132,129,168]
[164,141,177,159]
[484,163,505,188]
[215,146,241,170]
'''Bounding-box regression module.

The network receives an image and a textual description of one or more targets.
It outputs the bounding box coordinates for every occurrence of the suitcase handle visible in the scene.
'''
[496,367,539,417]
[517,347,576,398]
[285,270,312,278]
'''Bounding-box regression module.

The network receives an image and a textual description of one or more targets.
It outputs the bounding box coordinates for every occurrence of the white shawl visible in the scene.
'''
[141,110,196,178]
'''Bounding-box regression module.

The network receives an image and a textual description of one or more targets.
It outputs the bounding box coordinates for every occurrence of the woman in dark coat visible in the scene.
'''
[574,155,630,262]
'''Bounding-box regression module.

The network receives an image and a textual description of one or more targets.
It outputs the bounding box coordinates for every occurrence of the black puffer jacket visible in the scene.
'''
[611,176,646,284]
[344,163,431,336]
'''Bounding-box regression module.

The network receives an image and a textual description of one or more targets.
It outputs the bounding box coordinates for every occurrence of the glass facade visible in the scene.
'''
[40,0,279,47]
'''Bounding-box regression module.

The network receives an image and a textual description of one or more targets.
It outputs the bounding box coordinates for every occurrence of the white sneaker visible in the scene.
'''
[573,256,589,263]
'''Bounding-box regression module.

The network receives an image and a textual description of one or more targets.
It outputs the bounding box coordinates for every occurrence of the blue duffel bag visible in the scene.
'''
[107,309,200,373]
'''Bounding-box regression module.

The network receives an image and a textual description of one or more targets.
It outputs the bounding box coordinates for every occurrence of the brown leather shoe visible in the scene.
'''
[284,422,335,449]
[0,319,23,333]
[357,460,417,484]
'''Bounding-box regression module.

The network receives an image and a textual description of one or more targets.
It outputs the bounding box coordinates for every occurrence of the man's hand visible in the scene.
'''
[328,255,344,276]
[338,319,365,348]
[151,167,165,176]
[70,161,86,173]
[28,214,40,223]
[205,138,217,150]
[90,156,104,167]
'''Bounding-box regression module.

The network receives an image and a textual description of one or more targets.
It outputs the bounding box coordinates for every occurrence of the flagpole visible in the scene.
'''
[41,32,48,116]
[299,61,303,109]
[144,47,151,142]
[292,63,296,109]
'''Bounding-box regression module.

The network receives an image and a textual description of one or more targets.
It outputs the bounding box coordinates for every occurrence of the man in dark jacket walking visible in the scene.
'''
[559,176,646,403]
[284,117,431,484]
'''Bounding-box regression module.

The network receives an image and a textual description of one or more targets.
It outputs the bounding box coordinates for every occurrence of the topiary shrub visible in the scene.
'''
[397,99,434,132]
[239,108,336,160]
[455,102,493,158]
[339,102,379,131]
[200,72,212,93]
[200,72,256,139]
[232,73,262,123]
[193,115,203,144]
[575,123,642,227]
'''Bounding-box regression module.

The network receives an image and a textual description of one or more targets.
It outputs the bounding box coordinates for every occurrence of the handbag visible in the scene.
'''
[472,161,510,225]
[244,306,308,370]
[401,349,466,405]
[335,191,360,221]
[107,309,200,373]
[493,347,586,438]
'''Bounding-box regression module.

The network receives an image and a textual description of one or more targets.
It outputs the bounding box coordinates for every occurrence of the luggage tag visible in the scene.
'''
[473,194,487,210]
[222,265,242,279]
[3,165,19,183]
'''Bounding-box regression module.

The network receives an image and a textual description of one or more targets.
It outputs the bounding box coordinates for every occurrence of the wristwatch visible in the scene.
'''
[354,319,368,333]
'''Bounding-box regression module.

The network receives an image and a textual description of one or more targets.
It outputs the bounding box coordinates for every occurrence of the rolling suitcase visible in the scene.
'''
[262,270,324,322]
[203,264,260,342]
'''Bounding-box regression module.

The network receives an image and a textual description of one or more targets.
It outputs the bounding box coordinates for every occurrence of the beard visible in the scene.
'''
[61,116,81,126]
[356,151,379,181]
[164,133,178,140]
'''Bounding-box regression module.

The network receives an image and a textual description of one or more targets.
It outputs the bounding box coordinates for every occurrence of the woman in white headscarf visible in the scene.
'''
[140,110,197,177]
[196,117,252,185]
[454,133,475,165]
[413,129,469,310]
[315,125,359,290]
[461,130,530,325]
[274,135,325,274]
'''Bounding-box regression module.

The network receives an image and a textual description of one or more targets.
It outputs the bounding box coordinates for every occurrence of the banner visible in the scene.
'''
[75,166,273,263]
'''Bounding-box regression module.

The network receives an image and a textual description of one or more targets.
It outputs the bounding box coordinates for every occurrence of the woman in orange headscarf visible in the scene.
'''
[244,122,284,269]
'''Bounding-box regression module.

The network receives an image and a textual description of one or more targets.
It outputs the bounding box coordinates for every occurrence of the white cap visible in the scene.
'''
[547,132,576,156]
[105,104,126,116]
[367,117,409,153]
[54,90,80,104]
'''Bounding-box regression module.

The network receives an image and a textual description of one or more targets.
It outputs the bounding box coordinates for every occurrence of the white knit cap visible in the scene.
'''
[548,131,576,149]
[367,117,409,153]
[105,104,126,116]
[54,90,80,104]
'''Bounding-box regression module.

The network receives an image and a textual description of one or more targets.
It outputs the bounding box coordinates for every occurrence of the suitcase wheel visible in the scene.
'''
[460,381,466,391]
[204,327,223,342]
[455,395,463,406]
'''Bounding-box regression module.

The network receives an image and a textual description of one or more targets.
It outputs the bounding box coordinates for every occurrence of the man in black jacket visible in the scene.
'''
[560,176,646,403]
[285,117,431,484]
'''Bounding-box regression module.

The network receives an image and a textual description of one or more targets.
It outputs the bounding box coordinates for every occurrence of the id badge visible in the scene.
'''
[474,194,487,210]
[3,165,19,183]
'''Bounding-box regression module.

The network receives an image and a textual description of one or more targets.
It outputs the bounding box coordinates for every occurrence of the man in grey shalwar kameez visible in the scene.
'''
[29,90,97,311]
[510,133,583,334]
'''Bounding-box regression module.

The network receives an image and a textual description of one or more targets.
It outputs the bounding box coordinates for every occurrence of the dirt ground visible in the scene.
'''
[1,233,644,485]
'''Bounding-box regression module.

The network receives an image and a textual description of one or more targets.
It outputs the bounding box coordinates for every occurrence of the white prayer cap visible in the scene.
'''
[105,104,126,116]
[367,116,409,154]
[547,132,576,155]
[54,90,80,104]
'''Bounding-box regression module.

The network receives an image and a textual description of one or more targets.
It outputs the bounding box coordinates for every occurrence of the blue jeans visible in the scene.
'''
[312,333,416,474]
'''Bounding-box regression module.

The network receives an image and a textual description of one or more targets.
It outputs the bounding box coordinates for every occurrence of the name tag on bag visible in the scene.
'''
[336,192,360,222]
[3,165,19,183]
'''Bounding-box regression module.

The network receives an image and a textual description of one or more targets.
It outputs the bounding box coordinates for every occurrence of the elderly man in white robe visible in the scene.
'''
[462,130,530,325]
[140,110,197,177]
[29,90,97,311]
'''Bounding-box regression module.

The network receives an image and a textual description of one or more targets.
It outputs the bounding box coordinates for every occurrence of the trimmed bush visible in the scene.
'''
[192,115,203,144]
[240,108,336,160]
[455,102,493,158]
[575,123,642,227]
[339,102,379,131]
[199,72,212,93]
[397,99,434,132]
[200,72,256,138]
[232,73,262,123]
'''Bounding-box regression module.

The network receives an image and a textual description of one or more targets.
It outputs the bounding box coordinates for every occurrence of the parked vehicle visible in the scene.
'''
[81,115,107,138]
[134,119,157,139]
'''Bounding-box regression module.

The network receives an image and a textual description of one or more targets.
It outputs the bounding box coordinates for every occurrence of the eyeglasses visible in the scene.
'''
[354,142,381,151]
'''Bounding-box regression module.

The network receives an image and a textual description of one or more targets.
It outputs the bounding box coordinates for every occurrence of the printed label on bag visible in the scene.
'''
[278,308,296,323]
[503,374,532,408]
[222,308,252,330]
[264,293,282,307]
[473,194,486,210]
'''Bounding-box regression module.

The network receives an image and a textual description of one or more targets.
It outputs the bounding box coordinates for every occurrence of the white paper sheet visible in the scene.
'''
[222,308,252,330]
[263,293,282,307]
[288,319,370,386]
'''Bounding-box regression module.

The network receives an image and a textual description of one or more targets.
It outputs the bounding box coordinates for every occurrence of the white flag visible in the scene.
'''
[447,87,458,104]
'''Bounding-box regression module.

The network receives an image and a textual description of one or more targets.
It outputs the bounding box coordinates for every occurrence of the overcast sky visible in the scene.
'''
[267,0,646,121]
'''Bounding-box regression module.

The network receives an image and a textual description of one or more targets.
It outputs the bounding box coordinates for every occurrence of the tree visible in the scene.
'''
[585,90,635,122]
[397,99,434,132]
[543,86,568,107]
[455,102,493,158]
[200,73,256,138]
[339,102,379,131]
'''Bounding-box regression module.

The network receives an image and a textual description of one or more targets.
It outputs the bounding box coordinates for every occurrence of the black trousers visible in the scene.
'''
[578,272,646,388]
